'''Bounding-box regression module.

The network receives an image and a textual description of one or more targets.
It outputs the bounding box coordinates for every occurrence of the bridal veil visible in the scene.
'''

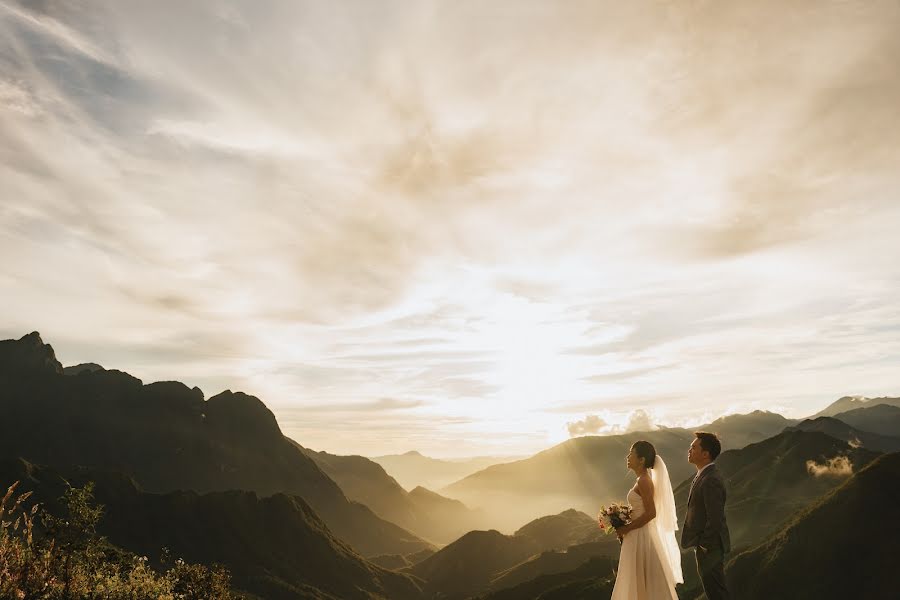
[650,455,684,584]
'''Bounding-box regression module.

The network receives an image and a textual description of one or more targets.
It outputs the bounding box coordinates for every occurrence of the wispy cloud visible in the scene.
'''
[2,0,899,456]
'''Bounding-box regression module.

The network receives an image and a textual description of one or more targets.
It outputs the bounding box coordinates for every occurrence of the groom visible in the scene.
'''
[682,432,731,600]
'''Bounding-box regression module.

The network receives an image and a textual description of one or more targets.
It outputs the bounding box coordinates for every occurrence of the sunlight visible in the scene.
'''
[430,282,598,415]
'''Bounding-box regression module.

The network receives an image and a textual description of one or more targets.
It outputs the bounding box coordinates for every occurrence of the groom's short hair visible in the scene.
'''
[693,431,722,460]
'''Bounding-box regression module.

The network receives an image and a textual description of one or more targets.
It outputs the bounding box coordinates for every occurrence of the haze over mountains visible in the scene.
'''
[294,442,490,544]
[437,411,799,532]
[1,331,898,599]
[370,452,525,492]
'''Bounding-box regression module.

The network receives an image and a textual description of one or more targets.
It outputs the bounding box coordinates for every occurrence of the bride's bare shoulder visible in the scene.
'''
[633,473,654,496]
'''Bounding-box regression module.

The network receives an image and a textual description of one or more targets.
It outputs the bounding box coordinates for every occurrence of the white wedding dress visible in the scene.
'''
[610,456,683,600]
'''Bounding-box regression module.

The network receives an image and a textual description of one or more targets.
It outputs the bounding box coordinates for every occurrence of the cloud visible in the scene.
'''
[624,409,657,433]
[301,397,426,413]
[566,408,659,437]
[806,456,853,478]
[567,415,608,436]
[2,0,900,457]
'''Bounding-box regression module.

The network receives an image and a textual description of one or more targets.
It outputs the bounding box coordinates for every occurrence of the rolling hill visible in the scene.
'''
[725,452,900,599]
[784,417,900,452]
[832,404,900,437]
[477,556,616,600]
[485,540,620,594]
[401,508,619,599]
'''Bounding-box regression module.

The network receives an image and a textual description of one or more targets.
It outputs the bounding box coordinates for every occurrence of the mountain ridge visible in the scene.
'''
[0,331,431,558]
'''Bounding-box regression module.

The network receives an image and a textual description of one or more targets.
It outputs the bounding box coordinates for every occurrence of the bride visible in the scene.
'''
[610,440,683,599]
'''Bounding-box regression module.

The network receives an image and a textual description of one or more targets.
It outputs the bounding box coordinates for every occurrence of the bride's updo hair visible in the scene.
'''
[632,440,657,469]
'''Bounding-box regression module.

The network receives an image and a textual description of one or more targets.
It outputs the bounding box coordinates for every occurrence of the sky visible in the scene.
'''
[2,0,899,458]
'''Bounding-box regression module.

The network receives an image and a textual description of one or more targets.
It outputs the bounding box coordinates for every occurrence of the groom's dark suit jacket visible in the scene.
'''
[681,463,731,553]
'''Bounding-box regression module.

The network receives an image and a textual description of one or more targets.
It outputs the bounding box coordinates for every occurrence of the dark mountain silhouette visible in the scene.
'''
[63,362,105,375]
[0,331,64,375]
[0,457,424,600]
[811,395,900,418]
[296,442,487,544]
[832,404,900,437]
[725,452,900,600]
[674,430,882,551]
[0,332,431,557]
[785,417,900,452]
[441,429,696,532]
[370,451,522,491]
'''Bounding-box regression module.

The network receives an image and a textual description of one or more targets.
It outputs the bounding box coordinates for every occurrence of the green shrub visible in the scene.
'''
[0,481,235,599]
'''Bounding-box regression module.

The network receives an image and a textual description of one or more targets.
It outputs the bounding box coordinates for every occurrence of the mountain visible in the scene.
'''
[441,429,696,532]
[405,547,437,565]
[485,540,619,594]
[511,509,611,551]
[832,404,900,437]
[674,430,883,552]
[64,362,105,375]
[402,509,619,599]
[785,417,900,452]
[0,457,424,600]
[0,332,431,557]
[477,556,616,600]
[696,410,800,449]
[405,530,542,599]
[368,554,414,570]
[437,411,805,533]
[0,331,63,376]
[810,395,900,418]
[375,409,788,500]
[296,443,487,544]
[407,485,491,543]
[370,450,521,491]
[725,452,900,600]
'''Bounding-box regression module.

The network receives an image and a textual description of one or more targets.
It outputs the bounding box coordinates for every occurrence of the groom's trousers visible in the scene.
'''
[695,544,730,600]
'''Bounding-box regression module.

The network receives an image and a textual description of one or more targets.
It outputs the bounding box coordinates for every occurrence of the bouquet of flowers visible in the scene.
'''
[598,502,633,535]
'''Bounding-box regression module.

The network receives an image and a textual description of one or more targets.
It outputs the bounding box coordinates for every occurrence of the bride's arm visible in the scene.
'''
[618,477,656,535]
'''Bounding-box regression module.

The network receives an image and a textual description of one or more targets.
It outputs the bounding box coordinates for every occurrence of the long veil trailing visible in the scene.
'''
[650,455,684,584]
